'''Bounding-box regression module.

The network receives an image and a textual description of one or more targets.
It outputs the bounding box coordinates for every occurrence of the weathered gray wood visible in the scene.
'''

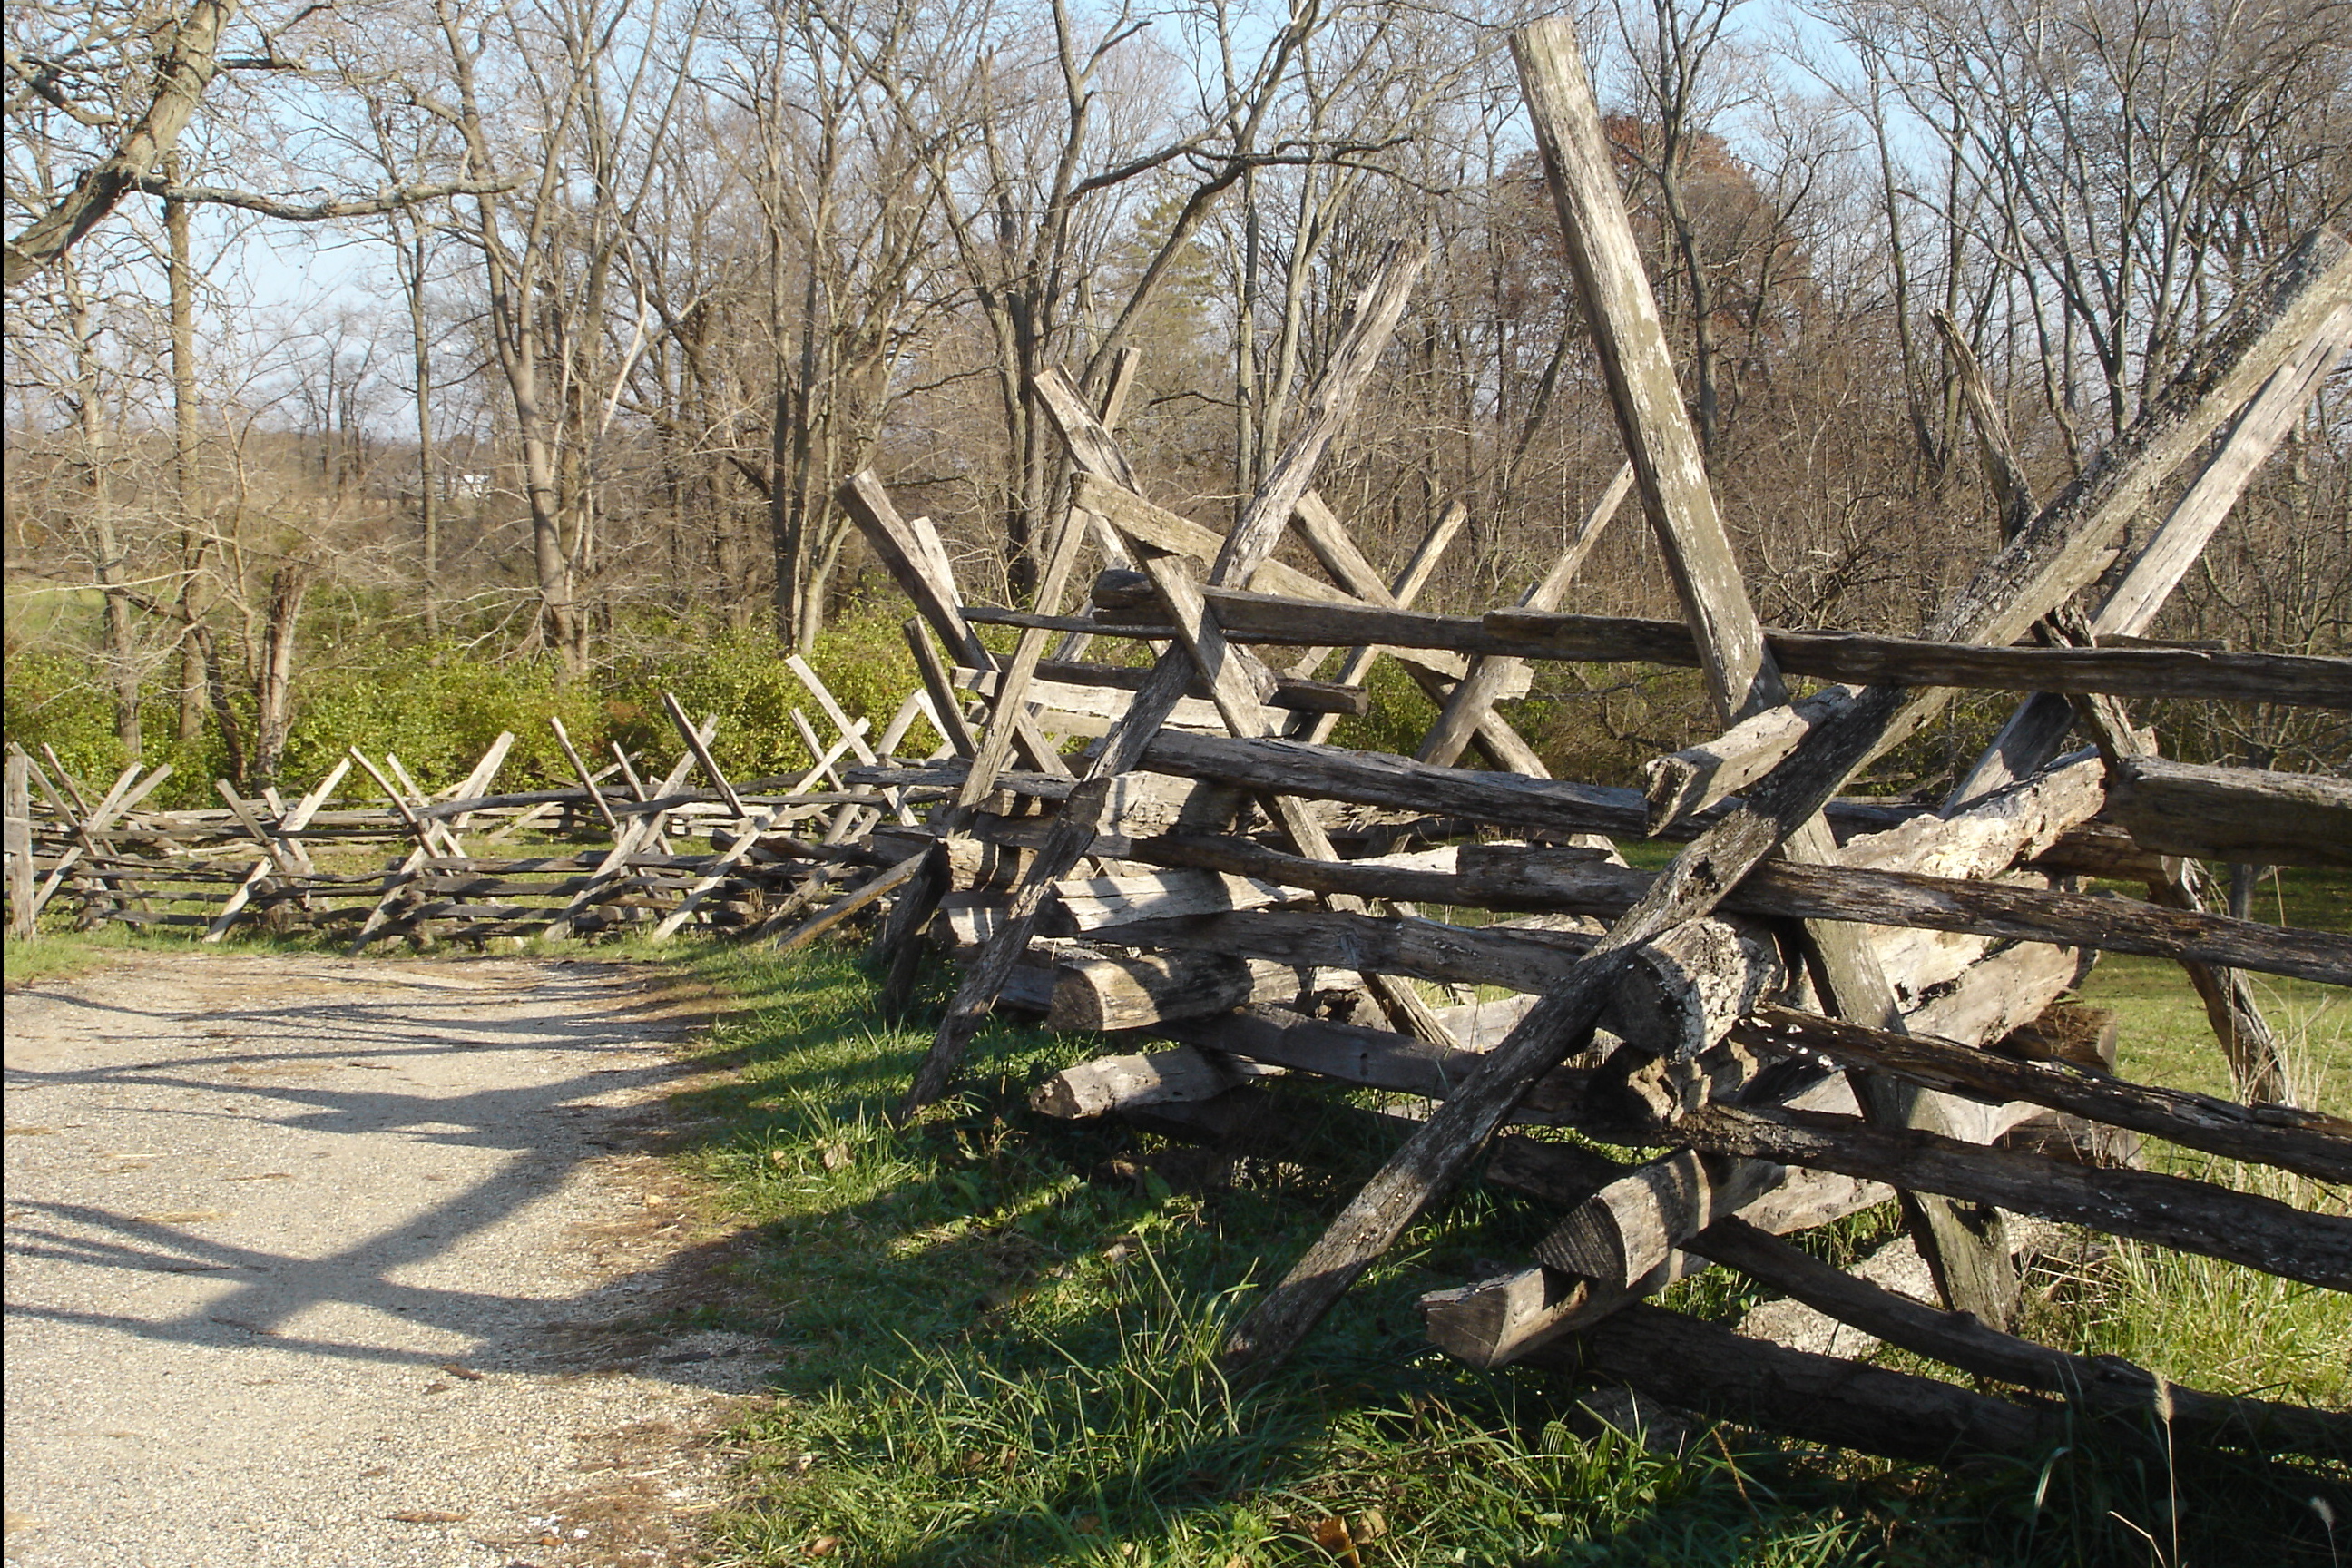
[1131,484,1513,737]
[1697,1218,2352,1457]
[1074,471,1357,609]
[440,732,515,829]
[1651,241,2352,831]
[348,750,465,860]
[1054,867,1301,929]
[662,691,748,819]
[1419,466,1637,770]
[904,619,982,759]
[550,716,620,831]
[1091,906,1592,995]
[1298,500,1468,737]
[1221,227,2352,1367]
[1954,304,2352,806]
[1736,1004,2352,1184]
[1140,731,1666,840]
[1906,946,2098,1065]
[1455,842,2348,986]
[1124,548,1286,726]
[212,779,308,877]
[960,381,1112,814]
[1129,733,2104,887]
[1928,380,2301,1107]
[875,690,931,759]
[902,246,1433,1116]
[1241,201,2352,1363]
[1423,1139,1890,1368]
[1504,70,1909,1312]
[1097,579,2352,711]
[535,720,714,943]
[1158,1004,1604,1127]
[867,829,1031,894]
[1079,531,1457,1044]
[1273,489,1549,773]
[1610,917,1790,1059]
[7,752,37,938]
[1420,1264,1684,1372]
[771,850,930,954]
[995,659,1367,717]
[1077,477,1542,750]
[843,470,985,662]
[1534,1150,1786,1288]
[1046,951,1324,1033]
[1527,1304,2063,1461]
[1072,483,1514,701]
[1514,15,1780,725]
[840,474,1063,776]
[1632,1101,2352,1288]
[1474,612,2352,711]
[1028,1045,1248,1118]
[650,810,775,939]
[2108,756,2352,870]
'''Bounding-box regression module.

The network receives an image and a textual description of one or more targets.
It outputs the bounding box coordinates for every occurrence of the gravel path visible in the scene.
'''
[4,953,769,1568]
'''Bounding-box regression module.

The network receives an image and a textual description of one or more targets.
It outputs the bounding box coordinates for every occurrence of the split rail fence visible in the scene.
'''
[4,17,2346,1471]
[2,655,944,954]
[828,19,2348,1467]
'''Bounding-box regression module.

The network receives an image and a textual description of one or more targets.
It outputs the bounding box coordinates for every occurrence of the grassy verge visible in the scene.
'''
[651,941,2349,1567]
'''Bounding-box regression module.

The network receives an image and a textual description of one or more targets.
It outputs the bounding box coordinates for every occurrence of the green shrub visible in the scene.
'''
[5,607,938,803]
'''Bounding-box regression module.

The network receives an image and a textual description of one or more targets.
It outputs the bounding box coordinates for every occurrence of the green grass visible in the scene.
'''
[647,942,2350,1567]
[2,923,153,988]
[2081,867,2349,1113]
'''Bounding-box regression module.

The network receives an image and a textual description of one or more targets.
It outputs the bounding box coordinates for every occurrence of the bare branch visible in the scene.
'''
[4,0,239,289]
[128,174,524,222]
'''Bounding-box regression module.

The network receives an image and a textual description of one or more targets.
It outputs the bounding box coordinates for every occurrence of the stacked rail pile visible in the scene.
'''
[3,655,939,949]
[832,19,2352,1466]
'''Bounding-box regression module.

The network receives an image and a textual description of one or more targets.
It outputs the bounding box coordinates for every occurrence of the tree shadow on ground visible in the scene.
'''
[3,953,775,1394]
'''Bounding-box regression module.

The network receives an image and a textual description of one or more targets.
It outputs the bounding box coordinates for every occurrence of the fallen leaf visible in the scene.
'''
[422,1380,452,1394]
[1351,1507,1387,1542]
[134,1210,222,1223]
[387,1509,469,1524]
[1309,1515,1361,1566]
[1073,1513,1102,1535]
[807,1536,840,1557]
[821,1142,850,1170]
[437,1362,485,1381]
[769,1149,791,1167]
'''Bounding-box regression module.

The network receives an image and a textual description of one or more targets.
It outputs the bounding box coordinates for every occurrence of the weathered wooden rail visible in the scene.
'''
[3,660,932,950]
[776,13,2352,1473]
[7,13,2344,1474]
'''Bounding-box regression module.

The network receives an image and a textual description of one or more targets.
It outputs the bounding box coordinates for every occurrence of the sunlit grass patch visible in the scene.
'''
[661,941,2349,1567]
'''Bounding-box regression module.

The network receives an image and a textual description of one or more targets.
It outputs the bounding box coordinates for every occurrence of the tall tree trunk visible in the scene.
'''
[249,561,313,788]
[399,222,440,637]
[166,171,211,741]
[67,270,142,760]
[1659,161,1720,459]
